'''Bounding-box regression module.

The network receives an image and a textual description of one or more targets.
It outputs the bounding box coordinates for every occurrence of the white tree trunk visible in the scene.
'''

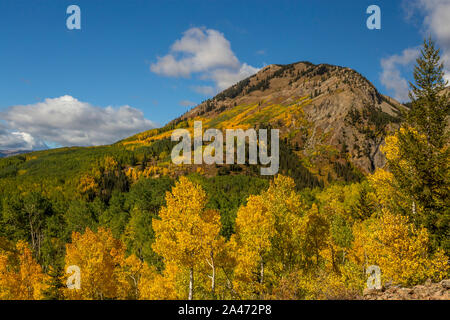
[188,267,194,300]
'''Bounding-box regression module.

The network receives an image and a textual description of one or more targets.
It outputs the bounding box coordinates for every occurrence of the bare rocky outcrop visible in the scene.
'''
[363,279,450,300]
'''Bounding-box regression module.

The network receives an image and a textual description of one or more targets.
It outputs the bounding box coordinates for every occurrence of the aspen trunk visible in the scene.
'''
[260,258,264,285]
[211,253,216,295]
[188,267,194,300]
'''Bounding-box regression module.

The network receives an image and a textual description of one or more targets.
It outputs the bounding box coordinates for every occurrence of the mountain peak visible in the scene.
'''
[176,61,397,121]
[171,61,406,174]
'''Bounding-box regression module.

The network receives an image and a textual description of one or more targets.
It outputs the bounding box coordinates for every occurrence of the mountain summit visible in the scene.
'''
[170,61,405,174]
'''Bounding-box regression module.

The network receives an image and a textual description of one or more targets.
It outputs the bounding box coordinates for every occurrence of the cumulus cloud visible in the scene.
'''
[151,28,240,77]
[0,124,47,151]
[0,95,156,150]
[403,0,450,81]
[418,0,450,82]
[380,48,420,102]
[151,27,259,94]
[381,0,450,101]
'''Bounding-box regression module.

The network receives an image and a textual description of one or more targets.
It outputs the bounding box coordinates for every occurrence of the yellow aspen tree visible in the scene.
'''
[300,204,330,268]
[382,127,450,251]
[64,227,128,300]
[232,194,275,298]
[139,262,180,300]
[349,210,449,287]
[103,156,119,172]
[152,177,222,300]
[78,174,97,198]
[0,240,50,300]
[368,168,414,218]
[232,175,305,298]
[200,209,224,297]
[117,254,145,299]
[264,175,305,273]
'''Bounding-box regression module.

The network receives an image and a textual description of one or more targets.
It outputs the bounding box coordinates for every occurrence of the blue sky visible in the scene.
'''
[0,0,449,150]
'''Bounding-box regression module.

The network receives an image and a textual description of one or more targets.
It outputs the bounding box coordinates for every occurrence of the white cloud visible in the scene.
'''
[417,0,450,82]
[382,0,450,101]
[151,28,240,77]
[209,63,260,91]
[151,27,259,95]
[404,0,450,81]
[380,48,420,102]
[0,95,157,150]
[0,124,47,151]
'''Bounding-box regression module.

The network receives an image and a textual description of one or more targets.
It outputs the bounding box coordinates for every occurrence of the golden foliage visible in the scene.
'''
[125,166,170,182]
[152,177,224,299]
[64,227,130,300]
[0,241,50,300]
[103,156,119,172]
[349,210,449,286]
[139,263,180,300]
[231,175,307,298]
[1,169,448,301]
[78,174,97,195]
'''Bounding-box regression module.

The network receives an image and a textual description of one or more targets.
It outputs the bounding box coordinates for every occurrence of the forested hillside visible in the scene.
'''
[0,39,448,300]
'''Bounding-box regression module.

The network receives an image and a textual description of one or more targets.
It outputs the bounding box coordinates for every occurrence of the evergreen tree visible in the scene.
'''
[383,37,449,252]
[408,37,449,148]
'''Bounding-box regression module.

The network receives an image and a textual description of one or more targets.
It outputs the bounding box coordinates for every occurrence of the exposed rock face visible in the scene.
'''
[174,62,407,174]
[363,279,450,300]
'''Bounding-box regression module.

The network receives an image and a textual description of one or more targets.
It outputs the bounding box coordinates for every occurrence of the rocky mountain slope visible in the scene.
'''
[169,61,406,174]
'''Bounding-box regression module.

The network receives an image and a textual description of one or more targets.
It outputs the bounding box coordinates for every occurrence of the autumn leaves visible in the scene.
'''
[152,177,223,300]
[0,173,448,300]
[0,175,332,300]
[0,241,50,299]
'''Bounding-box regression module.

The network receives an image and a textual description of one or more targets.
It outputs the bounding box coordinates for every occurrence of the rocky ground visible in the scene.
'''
[363,279,450,300]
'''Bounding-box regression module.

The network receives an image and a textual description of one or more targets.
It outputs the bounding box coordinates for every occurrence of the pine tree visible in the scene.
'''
[408,37,449,148]
[382,37,449,253]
